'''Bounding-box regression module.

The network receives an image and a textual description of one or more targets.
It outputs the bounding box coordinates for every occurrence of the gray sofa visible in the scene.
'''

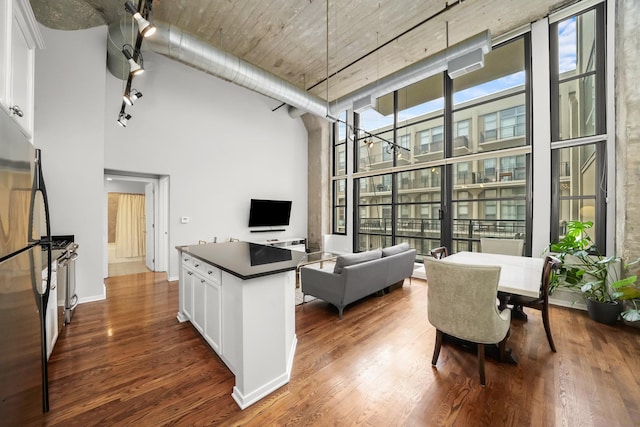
[300,243,417,318]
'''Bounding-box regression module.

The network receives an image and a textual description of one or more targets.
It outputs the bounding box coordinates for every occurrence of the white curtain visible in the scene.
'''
[115,193,146,258]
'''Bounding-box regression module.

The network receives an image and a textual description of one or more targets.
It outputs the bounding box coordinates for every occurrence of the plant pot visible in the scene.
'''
[586,299,620,325]
[621,299,640,328]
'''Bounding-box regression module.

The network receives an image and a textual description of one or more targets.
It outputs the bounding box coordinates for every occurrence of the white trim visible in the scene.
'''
[550,133,608,150]
[605,0,615,256]
[548,0,604,24]
[79,283,107,304]
[13,0,45,49]
[530,18,552,258]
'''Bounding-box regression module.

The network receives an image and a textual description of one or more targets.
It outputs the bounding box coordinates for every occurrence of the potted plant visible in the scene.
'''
[547,220,640,325]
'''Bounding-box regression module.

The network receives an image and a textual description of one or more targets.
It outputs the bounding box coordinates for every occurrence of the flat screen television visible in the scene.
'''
[248,199,292,227]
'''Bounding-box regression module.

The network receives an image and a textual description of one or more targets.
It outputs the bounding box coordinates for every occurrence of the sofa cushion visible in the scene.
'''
[381,242,410,257]
[333,249,382,274]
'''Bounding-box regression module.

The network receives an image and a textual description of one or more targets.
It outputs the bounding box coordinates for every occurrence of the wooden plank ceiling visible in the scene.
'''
[30,0,566,104]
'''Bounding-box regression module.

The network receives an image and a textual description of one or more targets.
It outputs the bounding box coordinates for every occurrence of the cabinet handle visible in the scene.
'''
[201,279,206,283]
[194,263,200,267]
[187,271,193,275]
[183,257,188,261]
[9,105,24,117]
[208,270,213,275]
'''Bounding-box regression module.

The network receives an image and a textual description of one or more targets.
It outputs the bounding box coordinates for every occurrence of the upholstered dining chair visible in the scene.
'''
[424,257,511,386]
[479,237,524,256]
[430,246,449,259]
[504,255,561,352]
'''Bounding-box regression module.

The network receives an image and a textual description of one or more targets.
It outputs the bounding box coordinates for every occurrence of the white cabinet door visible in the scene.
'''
[182,268,194,321]
[0,0,44,137]
[192,275,206,333]
[204,278,222,354]
[0,1,9,106]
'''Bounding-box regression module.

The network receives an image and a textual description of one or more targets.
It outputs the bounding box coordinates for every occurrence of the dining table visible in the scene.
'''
[443,251,545,298]
[435,251,546,364]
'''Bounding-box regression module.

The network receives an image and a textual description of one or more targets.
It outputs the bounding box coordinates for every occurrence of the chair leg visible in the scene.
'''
[432,330,443,365]
[542,305,556,352]
[498,332,509,362]
[477,343,486,386]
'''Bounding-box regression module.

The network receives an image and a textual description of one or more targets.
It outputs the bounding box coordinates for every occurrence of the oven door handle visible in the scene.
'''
[69,294,78,310]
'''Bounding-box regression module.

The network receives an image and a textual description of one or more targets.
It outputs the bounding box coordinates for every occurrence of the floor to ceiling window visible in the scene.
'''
[332,111,348,234]
[329,1,609,259]
[351,35,530,259]
[550,3,606,249]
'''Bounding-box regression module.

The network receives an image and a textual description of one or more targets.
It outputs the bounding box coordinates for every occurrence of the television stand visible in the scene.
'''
[253,237,306,252]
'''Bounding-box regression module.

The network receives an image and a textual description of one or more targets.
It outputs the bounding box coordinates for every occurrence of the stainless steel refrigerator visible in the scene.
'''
[0,109,52,424]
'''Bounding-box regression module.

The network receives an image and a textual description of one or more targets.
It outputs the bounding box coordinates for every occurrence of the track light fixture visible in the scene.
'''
[122,46,144,75]
[123,88,143,106]
[124,1,156,38]
[117,111,132,127]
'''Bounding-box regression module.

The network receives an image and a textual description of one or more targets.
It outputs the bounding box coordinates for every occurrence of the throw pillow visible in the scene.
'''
[333,249,382,274]
[381,242,410,257]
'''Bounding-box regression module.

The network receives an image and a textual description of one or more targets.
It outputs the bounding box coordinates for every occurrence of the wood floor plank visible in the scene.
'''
[35,271,640,426]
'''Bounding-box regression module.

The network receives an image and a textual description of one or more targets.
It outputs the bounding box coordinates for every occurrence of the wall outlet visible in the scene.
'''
[180,216,189,224]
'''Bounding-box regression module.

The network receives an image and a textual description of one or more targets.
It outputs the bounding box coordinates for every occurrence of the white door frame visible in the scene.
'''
[103,173,170,278]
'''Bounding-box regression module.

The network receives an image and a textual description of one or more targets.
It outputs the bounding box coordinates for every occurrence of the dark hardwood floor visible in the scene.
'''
[39,272,640,426]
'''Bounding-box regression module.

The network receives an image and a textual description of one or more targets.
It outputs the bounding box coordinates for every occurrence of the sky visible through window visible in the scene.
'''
[358,19,577,132]
[558,16,577,73]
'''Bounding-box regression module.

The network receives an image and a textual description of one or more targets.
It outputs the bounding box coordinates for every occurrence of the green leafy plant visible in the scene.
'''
[547,220,640,321]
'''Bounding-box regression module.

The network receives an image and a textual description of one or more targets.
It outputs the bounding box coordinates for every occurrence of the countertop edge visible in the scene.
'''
[177,244,301,280]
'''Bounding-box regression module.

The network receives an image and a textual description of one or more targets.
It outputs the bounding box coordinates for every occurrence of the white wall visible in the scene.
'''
[103,48,308,280]
[34,24,309,302]
[34,25,107,303]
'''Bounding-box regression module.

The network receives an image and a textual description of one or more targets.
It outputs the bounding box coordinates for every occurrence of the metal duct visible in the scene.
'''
[107,21,490,120]
[107,20,329,117]
[288,30,492,118]
[107,20,139,80]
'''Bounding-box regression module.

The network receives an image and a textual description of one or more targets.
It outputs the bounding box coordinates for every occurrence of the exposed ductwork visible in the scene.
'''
[107,20,490,121]
[107,20,329,117]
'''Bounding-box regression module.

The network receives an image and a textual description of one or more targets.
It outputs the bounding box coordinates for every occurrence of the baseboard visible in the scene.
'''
[231,336,297,409]
[78,283,107,304]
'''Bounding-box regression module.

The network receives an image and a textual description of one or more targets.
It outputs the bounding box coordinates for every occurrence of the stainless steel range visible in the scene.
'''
[51,236,79,326]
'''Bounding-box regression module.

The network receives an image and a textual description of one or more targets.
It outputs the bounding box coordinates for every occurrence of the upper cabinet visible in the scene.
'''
[0,0,44,139]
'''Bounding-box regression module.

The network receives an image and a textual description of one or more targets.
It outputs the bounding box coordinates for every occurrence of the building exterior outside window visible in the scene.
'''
[550,3,606,248]
[329,1,607,258]
[332,111,348,234]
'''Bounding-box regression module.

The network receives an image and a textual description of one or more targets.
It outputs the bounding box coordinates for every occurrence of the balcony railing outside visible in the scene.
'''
[359,217,526,256]
[456,167,526,185]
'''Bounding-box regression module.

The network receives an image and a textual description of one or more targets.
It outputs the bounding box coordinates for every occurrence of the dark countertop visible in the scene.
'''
[177,241,306,280]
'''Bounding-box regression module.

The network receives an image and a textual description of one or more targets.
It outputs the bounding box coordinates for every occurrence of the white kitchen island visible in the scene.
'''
[176,241,305,409]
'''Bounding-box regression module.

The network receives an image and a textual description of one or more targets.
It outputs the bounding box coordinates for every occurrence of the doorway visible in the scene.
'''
[107,179,148,276]
[104,172,169,279]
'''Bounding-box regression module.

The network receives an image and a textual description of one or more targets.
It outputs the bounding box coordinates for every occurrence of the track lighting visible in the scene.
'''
[117,112,132,127]
[122,46,144,76]
[124,1,156,38]
[123,88,143,106]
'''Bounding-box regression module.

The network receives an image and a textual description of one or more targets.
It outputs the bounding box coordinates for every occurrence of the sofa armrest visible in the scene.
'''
[300,266,347,306]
